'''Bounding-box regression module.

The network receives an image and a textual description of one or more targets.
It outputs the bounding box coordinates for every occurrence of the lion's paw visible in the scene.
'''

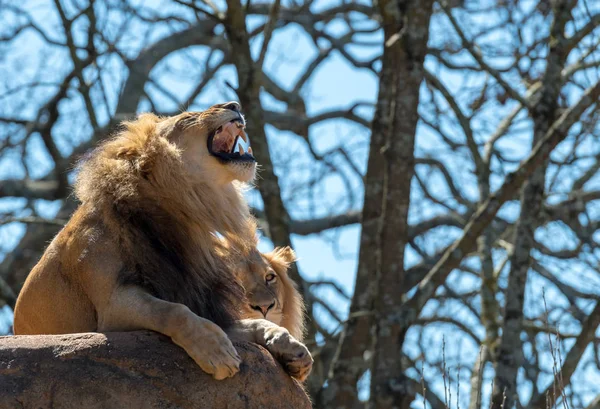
[265,329,313,382]
[174,319,241,380]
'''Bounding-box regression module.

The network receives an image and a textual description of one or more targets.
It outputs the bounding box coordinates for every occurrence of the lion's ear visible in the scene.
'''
[272,246,297,265]
[157,114,187,142]
[115,142,140,160]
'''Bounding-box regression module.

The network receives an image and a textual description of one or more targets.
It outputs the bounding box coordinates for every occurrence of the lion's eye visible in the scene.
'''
[265,273,276,283]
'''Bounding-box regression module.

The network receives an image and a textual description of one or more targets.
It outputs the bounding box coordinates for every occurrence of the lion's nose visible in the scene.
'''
[222,101,241,112]
[250,302,275,317]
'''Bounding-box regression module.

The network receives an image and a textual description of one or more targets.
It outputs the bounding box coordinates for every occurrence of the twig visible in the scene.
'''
[256,0,281,69]
[440,2,531,109]
[443,336,449,408]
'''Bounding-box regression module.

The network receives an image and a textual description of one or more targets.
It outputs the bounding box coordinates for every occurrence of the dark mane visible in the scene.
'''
[114,200,243,328]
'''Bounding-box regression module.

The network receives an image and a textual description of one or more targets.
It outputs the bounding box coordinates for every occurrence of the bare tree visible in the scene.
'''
[2,1,600,408]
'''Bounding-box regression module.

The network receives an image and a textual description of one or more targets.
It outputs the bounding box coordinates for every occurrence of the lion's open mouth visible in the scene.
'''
[208,119,256,163]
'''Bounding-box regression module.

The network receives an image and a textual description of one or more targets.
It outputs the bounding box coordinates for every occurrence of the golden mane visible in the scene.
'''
[74,112,254,327]
[263,247,305,341]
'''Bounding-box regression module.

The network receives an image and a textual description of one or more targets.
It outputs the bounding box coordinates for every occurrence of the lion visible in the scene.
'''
[229,245,305,342]
[13,102,313,382]
[241,247,305,342]
[216,233,305,342]
[223,243,310,381]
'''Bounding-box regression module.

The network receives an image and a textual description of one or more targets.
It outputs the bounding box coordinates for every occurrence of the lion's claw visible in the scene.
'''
[174,318,241,380]
[286,358,313,382]
[265,329,313,381]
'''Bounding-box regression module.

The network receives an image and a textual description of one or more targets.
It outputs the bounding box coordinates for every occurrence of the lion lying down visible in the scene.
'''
[13,102,312,381]
[234,245,305,342]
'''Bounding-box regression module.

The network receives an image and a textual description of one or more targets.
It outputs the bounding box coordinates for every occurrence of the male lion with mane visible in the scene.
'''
[14,102,313,381]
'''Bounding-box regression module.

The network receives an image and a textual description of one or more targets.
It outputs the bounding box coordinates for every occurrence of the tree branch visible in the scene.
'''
[400,79,600,327]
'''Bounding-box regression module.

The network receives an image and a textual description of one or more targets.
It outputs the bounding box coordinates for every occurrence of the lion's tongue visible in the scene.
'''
[212,133,230,153]
[212,122,238,153]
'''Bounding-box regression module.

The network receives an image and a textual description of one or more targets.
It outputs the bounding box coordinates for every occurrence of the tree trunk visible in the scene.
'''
[324,1,434,408]
[368,1,434,408]
[491,2,573,407]
[222,1,320,396]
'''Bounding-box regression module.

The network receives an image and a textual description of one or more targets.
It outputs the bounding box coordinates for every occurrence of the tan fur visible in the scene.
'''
[13,104,312,381]
[234,246,305,341]
[222,242,312,382]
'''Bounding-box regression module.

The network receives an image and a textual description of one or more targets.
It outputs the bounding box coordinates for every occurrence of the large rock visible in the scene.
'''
[0,331,311,409]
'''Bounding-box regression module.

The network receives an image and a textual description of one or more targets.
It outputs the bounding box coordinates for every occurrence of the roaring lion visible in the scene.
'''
[13,102,313,381]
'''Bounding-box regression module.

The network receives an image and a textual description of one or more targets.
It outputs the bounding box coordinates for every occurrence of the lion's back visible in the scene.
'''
[13,211,102,335]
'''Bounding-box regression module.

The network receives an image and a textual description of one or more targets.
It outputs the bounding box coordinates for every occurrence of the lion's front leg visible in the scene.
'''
[228,319,313,382]
[97,286,241,380]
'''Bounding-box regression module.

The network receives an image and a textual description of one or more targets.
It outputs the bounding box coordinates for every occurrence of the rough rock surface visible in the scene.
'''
[0,331,311,409]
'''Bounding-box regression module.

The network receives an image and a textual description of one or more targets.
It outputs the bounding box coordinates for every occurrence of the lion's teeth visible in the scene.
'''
[239,132,248,142]
[248,147,253,155]
[238,144,245,155]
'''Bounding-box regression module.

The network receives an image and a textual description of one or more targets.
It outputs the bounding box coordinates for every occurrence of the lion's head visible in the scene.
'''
[154,101,256,185]
[233,247,305,341]
[79,102,256,194]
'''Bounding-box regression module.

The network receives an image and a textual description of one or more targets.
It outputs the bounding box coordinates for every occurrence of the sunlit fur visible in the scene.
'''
[14,107,258,333]
[76,110,257,252]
